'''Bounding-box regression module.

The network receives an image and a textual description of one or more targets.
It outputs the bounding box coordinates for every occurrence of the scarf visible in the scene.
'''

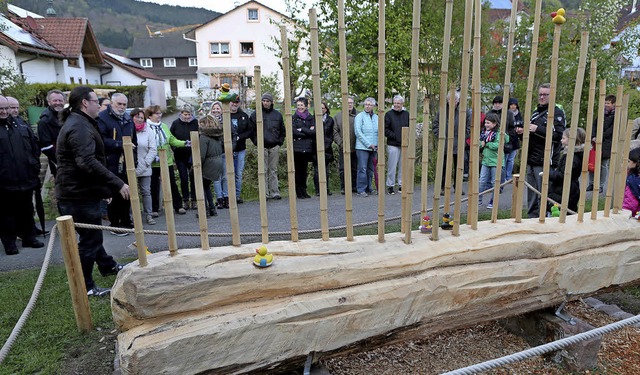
[147,119,167,147]
[134,121,146,132]
[297,109,310,120]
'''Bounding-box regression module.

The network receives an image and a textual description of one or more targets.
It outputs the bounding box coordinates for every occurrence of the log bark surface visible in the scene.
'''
[113,213,640,374]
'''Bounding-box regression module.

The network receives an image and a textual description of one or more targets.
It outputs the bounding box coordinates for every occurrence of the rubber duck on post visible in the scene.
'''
[253,245,273,268]
[550,8,566,25]
[551,204,560,217]
[441,213,453,230]
[218,83,239,103]
[419,215,432,234]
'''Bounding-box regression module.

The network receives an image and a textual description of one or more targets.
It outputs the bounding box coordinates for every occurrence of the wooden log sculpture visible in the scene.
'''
[112,212,640,374]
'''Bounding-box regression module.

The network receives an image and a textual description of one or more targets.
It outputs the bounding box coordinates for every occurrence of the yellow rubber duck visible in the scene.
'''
[441,213,453,230]
[419,215,432,234]
[551,8,566,24]
[253,245,273,267]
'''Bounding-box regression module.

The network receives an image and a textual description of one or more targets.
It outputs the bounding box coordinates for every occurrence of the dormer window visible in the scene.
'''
[140,58,152,68]
[164,58,176,67]
[247,8,258,21]
[189,57,197,67]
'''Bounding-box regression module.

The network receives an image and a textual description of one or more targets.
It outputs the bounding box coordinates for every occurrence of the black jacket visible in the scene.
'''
[97,106,136,174]
[316,114,334,161]
[292,111,316,153]
[548,146,584,213]
[37,107,62,162]
[384,109,409,147]
[170,117,199,160]
[231,109,253,152]
[591,111,615,160]
[55,111,124,201]
[0,116,40,192]
[250,104,285,149]
[432,104,472,154]
[524,104,566,167]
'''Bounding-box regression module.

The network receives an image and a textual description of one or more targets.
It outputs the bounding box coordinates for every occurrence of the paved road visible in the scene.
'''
[0,180,521,271]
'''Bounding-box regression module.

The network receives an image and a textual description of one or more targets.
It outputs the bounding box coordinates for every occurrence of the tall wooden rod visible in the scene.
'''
[469,0,483,228]
[221,103,241,245]
[591,80,606,220]
[431,0,454,241]
[337,0,354,240]
[514,0,542,223]
[578,59,597,222]
[158,148,178,255]
[123,136,148,265]
[57,215,93,332]
[401,128,410,238]
[618,118,634,213]
[309,9,329,241]
[443,84,456,212]
[377,0,386,242]
[539,22,563,223]
[189,131,209,250]
[420,97,431,219]
[254,66,269,243]
[613,93,631,213]
[454,0,474,235]
[280,26,299,241]
[559,31,589,223]
[491,0,519,223]
[603,85,624,216]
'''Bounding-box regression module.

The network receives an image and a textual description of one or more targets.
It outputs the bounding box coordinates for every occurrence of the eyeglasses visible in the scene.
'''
[539,93,550,97]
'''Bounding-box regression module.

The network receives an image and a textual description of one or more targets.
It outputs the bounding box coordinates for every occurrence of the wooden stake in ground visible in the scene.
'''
[603,85,624,217]
[578,59,597,222]
[253,66,269,244]
[514,0,542,223]
[222,103,241,245]
[431,0,454,241]
[337,0,354,240]
[401,128,410,241]
[309,9,329,241]
[469,0,483,229]
[615,97,632,213]
[280,26,299,242]
[420,97,430,219]
[189,131,209,250]
[559,32,589,223]
[443,85,456,213]
[123,136,148,265]
[377,0,386,242]
[591,80,606,221]
[158,148,178,255]
[57,215,93,332]
[453,0,473,236]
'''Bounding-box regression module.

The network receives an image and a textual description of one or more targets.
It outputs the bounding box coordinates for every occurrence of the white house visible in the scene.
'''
[102,52,166,108]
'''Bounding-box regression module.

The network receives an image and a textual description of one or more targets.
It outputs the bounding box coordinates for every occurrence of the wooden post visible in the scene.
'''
[222,102,241,245]
[420,97,430,220]
[254,66,269,244]
[309,9,330,241]
[559,32,589,223]
[401,128,409,235]
[514,0,542,223]
[511,174,520,218]
[453,0,473,235]
[189,131,209,250]
[280,25,299,242]
[614,94,631,213]
[539,22,563,223]
[469,0,483,229]
[123,136,147,265]
[591,80,606,220]
[578,59,597,222]
[604,85,624,216]
[57,215,93,332]
[431,0,454,241]
[377,0,386,243]
[158,148,178,255]
[443,85,456,212]
[618,118,634,213]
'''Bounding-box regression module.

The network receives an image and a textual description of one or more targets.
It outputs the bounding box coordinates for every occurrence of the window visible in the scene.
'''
[164,58,176,67]
[240,42,254,56]
[67,58,79,67]
[78,77,83,84]
[140,58,152,68]
[210,42,230,56]
[245,76,253,87]
[69,77,75,84]
[186,80,193,89]
[221,77,232,86]
[247,8,258,21]
[188,57,197,67]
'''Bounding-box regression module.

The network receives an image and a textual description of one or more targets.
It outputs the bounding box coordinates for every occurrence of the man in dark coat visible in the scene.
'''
[38,89,65,177]
[56,86,129,297]
[97,93,135,234]
[384,95,409,195]
[250,93,285,200]
[333,96,358,194]
[516,83,566,218]
[170,104,199,209]
[0,96,43,255]
[588,94,616,193]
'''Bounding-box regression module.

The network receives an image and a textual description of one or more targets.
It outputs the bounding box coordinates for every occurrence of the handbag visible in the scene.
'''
[588,142,596,173]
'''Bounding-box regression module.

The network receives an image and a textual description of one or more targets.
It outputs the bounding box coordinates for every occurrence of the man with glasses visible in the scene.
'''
[516,83,566,218]
[97,93,135,235]
[38,89,66,176]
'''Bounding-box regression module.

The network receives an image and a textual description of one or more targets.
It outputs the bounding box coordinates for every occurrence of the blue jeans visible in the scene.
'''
[356,149,375,193]
[58,200,117,290]
[479,165,496,205]
[213,154,228,199]
[233,150,246,198]
[502,149,517,183]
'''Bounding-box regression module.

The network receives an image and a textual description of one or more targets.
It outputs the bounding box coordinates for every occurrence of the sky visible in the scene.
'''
[138,0,310,15]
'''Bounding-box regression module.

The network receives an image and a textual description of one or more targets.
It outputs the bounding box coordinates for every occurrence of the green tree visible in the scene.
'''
[0,63,39,116]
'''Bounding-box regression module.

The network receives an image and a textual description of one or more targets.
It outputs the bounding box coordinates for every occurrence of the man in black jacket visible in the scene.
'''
[588,94,615,193]
[38,89,65,177]
[56,86,129,297]
[384,95,409,195]
[230,98,253,203]
[170,104,199,209]
[516,83,566,218]
[0,96,43,255]
[250,93,285,200]
[97,93,135,234]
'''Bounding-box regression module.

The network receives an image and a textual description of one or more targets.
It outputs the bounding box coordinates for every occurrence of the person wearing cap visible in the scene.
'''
[170,104,200,209]
[250,93,285,200]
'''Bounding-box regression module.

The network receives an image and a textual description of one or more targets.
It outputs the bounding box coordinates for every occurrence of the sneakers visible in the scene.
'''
[87,286,111,297]
[586,185,594,192]
[273,195,282,200]
[237,198,244,204]
[151,212,160,218]
[110,230,129,237]
[486,203,493,209]
[176,208,187,215]
[398,186,402,192]
[146,215,156,225]
[22,239,45,248]
[100,263,125,277]
[357,192,369,197]
[387,187,395,195]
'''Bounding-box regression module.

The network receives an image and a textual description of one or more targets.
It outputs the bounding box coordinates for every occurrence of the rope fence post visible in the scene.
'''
[189,131,209,250]
[123,136,147,266]
[56,215,93,332]
[158,148,178,255]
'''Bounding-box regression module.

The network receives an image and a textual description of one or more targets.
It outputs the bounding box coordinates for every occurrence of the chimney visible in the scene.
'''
[46,0,57,17]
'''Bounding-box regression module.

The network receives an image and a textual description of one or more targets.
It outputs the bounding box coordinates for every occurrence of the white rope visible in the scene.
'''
[443,313,640,375]
[0,225,57,364]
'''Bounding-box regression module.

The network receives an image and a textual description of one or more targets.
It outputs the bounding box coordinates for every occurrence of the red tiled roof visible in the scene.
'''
[30,17,88,57]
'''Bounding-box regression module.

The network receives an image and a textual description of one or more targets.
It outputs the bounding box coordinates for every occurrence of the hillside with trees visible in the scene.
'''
[9,0,220,49]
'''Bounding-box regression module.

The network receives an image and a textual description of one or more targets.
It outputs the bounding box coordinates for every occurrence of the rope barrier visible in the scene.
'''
[0,225,57,364]
[443,313,640,375]
[522,180,577,215]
